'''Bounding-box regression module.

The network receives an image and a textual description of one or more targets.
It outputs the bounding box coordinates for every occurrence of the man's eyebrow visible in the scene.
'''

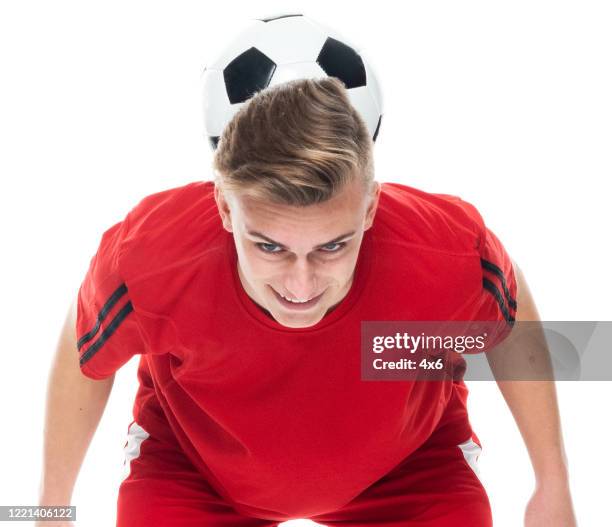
[247,230,357,249]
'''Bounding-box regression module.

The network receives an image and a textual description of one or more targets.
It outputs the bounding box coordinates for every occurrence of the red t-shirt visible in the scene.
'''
[76,181,517,518]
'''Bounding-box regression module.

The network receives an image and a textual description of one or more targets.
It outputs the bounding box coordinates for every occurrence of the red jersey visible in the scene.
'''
[76,181,517,519]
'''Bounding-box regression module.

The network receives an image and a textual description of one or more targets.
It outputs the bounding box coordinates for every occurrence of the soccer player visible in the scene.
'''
[38,77,577,526]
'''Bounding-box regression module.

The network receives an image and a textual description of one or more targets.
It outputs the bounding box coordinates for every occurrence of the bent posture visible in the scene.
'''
[39,77,576,527]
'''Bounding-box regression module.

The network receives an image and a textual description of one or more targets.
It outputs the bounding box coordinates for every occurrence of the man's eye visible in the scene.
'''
[256,242,283,254]
[255,241,347,254]
[319,242,347,253]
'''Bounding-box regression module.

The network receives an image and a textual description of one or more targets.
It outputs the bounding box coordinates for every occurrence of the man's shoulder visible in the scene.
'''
[376,182,484,254]
[126,180,216,229]
[120,180,225,279]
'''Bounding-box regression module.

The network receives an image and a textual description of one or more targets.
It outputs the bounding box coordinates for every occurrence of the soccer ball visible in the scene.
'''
[201,13,384,150]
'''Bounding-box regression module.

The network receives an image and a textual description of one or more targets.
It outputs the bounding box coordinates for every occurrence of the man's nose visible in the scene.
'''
[284,258,318,300]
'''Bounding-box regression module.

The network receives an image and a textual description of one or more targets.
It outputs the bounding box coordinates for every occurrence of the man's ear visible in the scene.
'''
[214,183,233,233]
[363,181,381,231]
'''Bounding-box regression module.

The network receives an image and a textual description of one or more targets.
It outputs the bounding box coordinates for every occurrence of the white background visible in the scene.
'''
[1,1,611,526]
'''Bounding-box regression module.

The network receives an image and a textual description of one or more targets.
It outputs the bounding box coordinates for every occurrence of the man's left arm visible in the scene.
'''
[486,259,578,527]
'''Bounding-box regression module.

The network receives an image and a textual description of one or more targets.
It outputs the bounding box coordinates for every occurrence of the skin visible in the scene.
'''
[36,297,112,527]
[491,261,578,526]
[214,178,381,329]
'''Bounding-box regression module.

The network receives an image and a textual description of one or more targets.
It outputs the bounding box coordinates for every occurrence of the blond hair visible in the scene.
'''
[213,76,375,206]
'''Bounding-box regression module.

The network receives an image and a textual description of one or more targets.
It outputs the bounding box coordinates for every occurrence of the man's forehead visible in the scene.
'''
[237,192,363,247]
[237,199,362,234]
[232,181,368,215]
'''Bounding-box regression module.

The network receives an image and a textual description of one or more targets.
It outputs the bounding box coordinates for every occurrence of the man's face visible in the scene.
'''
[215,178,380,328]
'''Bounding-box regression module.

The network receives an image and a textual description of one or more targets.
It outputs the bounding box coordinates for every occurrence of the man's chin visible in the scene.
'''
[275,319,322,329]
[269,308,324,329]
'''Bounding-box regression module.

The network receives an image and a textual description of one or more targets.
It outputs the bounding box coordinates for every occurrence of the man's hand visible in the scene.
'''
[524,480,577,527]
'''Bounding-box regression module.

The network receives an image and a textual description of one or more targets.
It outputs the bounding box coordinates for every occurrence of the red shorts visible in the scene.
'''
[117,407,492,527]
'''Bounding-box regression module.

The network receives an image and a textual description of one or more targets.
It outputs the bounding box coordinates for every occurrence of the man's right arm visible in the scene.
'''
[38,295,115,507]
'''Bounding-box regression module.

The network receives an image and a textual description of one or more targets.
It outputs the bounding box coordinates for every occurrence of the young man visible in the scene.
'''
[39,77,577,526]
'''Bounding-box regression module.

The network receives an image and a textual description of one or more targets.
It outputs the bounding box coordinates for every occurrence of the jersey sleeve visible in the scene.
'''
[477,224,518,327]
[76,215,145,380]
[453,198,519,353]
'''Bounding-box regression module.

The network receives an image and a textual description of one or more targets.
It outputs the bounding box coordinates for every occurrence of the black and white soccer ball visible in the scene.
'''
[201,13,383,150]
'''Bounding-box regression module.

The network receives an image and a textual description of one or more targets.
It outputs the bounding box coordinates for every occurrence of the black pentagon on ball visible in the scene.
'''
[316,37,366,89]
[259,13,303,22]
[373,115,382,142]
[209,136,220,150]
[223,47,277,104]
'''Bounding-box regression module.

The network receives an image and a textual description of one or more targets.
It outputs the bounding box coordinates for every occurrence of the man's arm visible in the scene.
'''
[485,260,577,526]
[38,296,115,507]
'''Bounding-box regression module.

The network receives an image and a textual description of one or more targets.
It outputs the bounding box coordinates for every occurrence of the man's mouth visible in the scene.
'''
[271,287,325,310]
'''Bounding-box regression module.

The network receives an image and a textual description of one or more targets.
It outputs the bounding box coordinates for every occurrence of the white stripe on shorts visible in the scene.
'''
[457,437,482,477]
[122,421,150,481]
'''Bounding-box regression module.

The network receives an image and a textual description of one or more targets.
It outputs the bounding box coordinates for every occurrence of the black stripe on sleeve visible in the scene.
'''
[79,300,134,366]
[480,258,518,311]
[482,277,516,327]
[77,283,128,351]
